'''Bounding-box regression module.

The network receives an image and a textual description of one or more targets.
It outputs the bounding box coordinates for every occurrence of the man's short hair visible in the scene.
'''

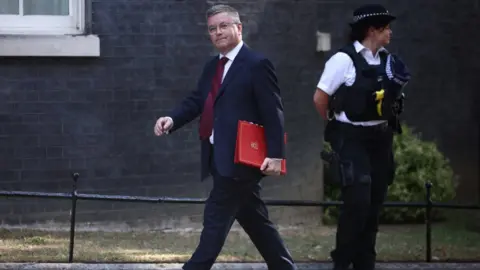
[206,4,241,24]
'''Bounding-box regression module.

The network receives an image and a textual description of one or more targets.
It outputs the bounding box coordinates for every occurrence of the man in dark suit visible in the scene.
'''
[153,4,297,270]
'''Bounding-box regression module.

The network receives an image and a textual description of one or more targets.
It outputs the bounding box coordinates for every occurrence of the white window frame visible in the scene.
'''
[0,0,85,35]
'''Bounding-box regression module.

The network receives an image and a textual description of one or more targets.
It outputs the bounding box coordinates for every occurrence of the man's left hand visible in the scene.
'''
[260,158,282,176]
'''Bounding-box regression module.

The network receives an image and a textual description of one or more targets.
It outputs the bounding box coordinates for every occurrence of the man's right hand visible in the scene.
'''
[154,117,173,136]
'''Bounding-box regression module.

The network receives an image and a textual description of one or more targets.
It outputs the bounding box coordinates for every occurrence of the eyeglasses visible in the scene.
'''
[207,22,238,34]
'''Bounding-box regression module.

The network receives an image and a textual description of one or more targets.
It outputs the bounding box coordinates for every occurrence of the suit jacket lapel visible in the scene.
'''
[201,57,219,96]
[214,44,248,104]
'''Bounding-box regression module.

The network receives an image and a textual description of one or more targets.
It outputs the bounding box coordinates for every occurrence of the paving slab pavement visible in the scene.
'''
[1,263,479,270]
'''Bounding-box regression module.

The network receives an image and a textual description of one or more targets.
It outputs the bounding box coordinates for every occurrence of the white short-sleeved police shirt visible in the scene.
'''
[317,41,387,126]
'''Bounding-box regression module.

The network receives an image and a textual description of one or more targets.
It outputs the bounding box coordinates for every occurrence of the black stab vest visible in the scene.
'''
[329,43,397,122]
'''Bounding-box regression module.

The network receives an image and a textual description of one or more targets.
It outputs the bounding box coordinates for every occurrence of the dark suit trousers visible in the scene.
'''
[182,143,296,270]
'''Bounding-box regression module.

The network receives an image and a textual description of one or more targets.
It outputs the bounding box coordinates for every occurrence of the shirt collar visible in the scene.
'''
[220,40,244,61]
[353,40,388,56]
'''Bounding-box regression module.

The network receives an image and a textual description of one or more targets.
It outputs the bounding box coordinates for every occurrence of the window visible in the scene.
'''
[0,0,98,57]
[0,0,85,35]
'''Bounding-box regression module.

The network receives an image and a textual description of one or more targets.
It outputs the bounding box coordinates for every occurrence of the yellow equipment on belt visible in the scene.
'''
[375,89,385,116]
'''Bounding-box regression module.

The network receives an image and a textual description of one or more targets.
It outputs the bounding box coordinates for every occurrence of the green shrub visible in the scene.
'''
[322,124,458,224]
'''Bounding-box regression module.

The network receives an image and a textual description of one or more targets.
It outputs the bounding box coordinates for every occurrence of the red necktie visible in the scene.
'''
[199,56,229,140]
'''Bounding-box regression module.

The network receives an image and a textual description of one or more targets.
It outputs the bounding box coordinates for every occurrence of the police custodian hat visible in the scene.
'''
[349,4,396,26]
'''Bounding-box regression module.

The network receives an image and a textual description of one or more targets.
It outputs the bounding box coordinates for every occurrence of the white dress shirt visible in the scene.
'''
[209,40,244,144]
[317,40,387,126]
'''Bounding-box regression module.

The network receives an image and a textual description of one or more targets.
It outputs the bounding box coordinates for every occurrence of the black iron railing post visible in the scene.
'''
[425,182,433,262]
[68,172,79,263]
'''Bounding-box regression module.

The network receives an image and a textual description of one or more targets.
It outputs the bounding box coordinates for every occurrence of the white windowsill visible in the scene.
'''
[0,34,100,57]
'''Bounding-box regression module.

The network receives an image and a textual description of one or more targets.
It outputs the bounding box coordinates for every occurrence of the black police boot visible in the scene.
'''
[331,250,351,270]
[333,263,350,270]
[352,255,375,270]
[352,233,377,270]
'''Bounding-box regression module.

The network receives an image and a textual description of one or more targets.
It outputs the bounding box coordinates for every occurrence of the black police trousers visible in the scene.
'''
[325,120,395,270]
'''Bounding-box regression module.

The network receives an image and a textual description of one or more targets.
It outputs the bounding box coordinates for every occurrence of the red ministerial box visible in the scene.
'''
[234,120,287,175]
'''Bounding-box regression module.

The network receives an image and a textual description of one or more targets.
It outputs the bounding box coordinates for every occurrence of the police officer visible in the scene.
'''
[313,4,411,270]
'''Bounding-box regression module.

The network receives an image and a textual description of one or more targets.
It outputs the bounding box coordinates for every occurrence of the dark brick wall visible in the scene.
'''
[0,0,478,228]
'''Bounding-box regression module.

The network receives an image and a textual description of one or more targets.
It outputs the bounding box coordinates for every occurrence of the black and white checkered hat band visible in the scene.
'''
[353,12,391,22]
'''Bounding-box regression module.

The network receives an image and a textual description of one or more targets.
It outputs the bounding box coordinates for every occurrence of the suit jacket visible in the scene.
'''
[168,44,285,180]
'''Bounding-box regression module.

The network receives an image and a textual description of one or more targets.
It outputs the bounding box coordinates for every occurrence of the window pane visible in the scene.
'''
[0,0,19,14]
[23,0,69,16]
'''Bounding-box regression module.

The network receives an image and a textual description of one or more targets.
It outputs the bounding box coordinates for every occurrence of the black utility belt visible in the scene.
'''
[332,120,389,132]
